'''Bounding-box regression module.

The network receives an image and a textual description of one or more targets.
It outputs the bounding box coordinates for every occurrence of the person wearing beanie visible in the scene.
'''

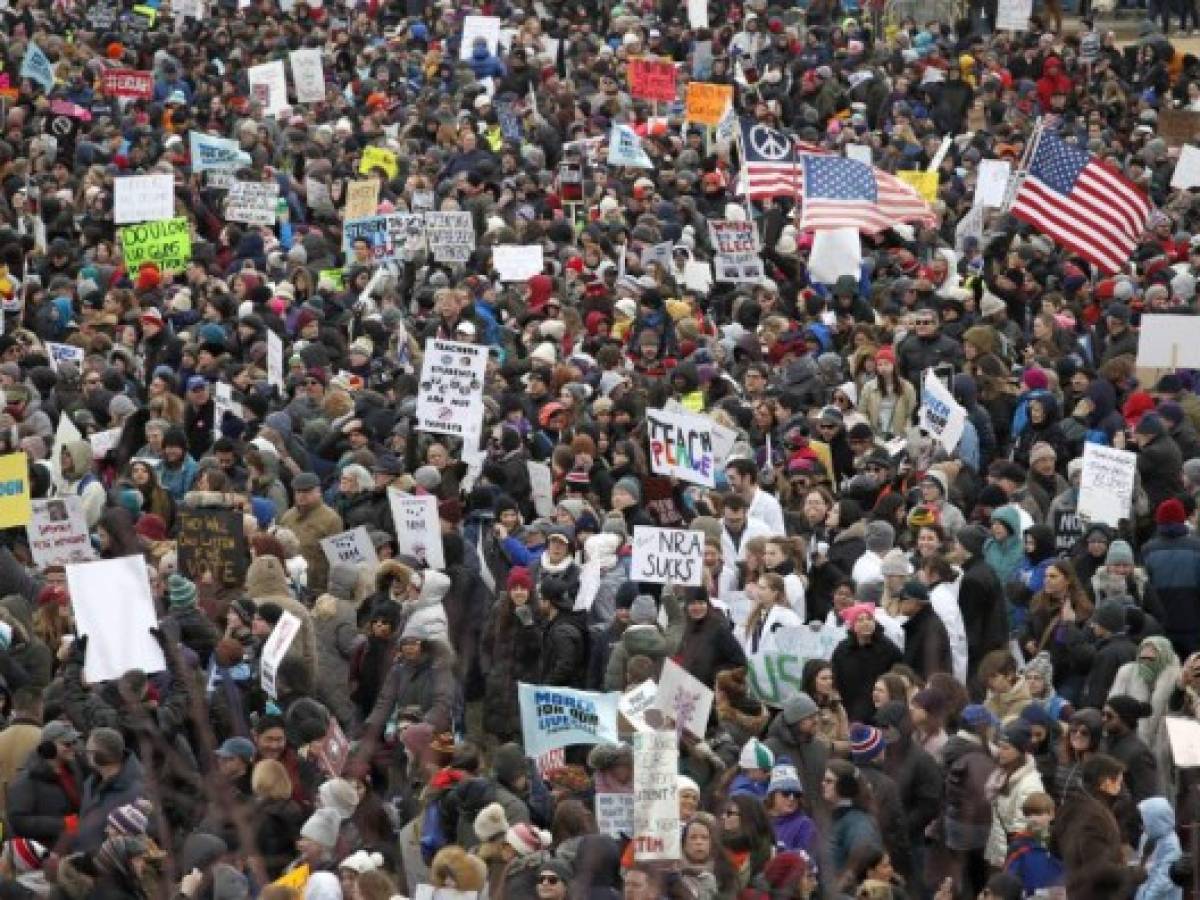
[764,758,817,856]
[534,560,589,690]
[832,599,903,724]
[762,691,829,801]
[292,806,341,877]
[602,590,679,692]
[1022,652,1074,723]
[897,580,951,680]
[983,719,1045,869]
[1076,599,1137,710]
[1100,696,1160,802]
[848,723,885,766]
[730,738,775,798]
[1135,413,1184,516]
[1144,494,1200,658]
[164,573,219,667]
[473,801,509,845]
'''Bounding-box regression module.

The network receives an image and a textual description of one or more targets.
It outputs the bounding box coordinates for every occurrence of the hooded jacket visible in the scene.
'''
[1135,796,1182,900]
[60,439,106,528]
[244,555,318,681]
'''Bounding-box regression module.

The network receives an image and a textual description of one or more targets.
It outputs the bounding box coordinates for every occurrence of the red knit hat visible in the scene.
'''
[1157,498,1187,526]
[506,567,533,591]
[875,345,896,365]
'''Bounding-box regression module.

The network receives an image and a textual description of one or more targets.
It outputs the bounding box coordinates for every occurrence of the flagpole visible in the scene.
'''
[1003,116,1044,214]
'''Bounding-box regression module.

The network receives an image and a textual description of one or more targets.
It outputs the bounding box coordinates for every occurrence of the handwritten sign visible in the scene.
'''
[645,407,715,487]
[343,179,380,220]
[226,181,279,226]
[632,731,680,860]
[628,59,677,102]
[260,610,301,699]
[631,527,703,586]
[684,82,733,126]
[415,338,487,438]
[113,173,175,224]
[423,211,475,263]
[709,220,763,283]
[289,47,325,104]
[176,508,250,587]
[320,526,378,568]
[596,793,635,838]
[119,217,192,272]
[26,496,94,568]
[101,69,153,99]
[1078,442,1136,527]
[387,489,446,571]
[653,658,713,739]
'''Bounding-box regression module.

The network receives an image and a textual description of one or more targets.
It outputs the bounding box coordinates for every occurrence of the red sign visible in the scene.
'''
[628,58,677,103]
[101,69,153,100]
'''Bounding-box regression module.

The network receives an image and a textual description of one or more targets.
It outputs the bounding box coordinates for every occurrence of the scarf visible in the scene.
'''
[1137,636,1176,687]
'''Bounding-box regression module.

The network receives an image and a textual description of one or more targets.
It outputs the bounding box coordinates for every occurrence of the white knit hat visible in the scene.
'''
[474,802,509,843]
[505,822,551,856]
[300,808,342,849]
[738,738,774,771]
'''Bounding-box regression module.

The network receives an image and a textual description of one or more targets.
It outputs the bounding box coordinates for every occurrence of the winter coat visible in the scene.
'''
[1109,655,1181,783]
[1004,834,1065,896]
[1136,433,1183,513]
[244,555,319,682]
[832,624,904,723]
[6,753,83,846]
[0,715,41,820]
[829,804,882,875]
[676,608,747,688]
[481,605,542,743]
[75,752,146,852]
[540,610,589,688]
[1103,728,1160,804]
[1142,527,1200,655]
[764,716,830,802]
[986,758,1045,866]
[365,642,457,735]
[165,604,220,668]
[943,731,998,852]
[253,796,306,880]
[1073,630,1138,710]
[278,500,344,594]
[1136,796,1183,900]
[603,592,684,690]
[902,604,953,679]
[312,594,361,730]
[859,378,918,438]
[959,553,1009,679]
[1053,789,1124,877]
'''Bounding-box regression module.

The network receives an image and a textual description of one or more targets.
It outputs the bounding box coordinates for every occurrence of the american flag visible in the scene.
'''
[798,155,938,234]
[738,119,824,200]
[1009,130,1150,275]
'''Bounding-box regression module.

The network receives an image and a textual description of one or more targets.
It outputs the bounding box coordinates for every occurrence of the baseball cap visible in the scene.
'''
[186,375,209,392]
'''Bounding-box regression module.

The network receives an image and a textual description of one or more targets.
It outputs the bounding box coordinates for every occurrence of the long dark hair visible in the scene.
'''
[97,507,144,560]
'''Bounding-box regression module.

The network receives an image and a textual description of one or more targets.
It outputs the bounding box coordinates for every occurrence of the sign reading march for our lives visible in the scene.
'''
[45,342,84,373]
[120,218,192,272]
[919,368,967,452]
[20,43,54,92]
[631,526,704,586]
[517,683,620,758]
[645,407,715,487]
[415,338,487,439]
[747,624,844,707]
[607,124,654,169]
[190,132,250,173]
[1078,442,1137,527]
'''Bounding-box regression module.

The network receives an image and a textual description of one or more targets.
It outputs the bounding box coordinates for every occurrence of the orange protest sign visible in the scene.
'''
[685,82,733,125]
[628,58,677,103]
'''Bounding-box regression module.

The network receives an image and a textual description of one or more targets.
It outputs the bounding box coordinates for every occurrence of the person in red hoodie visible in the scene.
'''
[1035,58,1071,113]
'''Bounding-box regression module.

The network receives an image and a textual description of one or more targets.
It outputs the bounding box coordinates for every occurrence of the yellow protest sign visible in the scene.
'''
[119,217,192,272]
[0,452,31,528]
[359,146,398,180]
[133,4,157,24]
[685,82,733,126]
[896,170,939,204]
[343,179,380,220]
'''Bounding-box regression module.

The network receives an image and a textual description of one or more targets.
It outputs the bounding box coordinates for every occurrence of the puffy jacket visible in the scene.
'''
[540,610,588,688]
[986,758,1045,866]
[832,625,903,723]
[75,752,146,852]
[1136,796,1183,900]
[6,753,83,847]
[1143,527,1200,652]
[365,643,457,735]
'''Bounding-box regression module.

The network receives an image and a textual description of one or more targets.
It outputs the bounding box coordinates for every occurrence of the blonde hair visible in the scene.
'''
[251,759,293,801]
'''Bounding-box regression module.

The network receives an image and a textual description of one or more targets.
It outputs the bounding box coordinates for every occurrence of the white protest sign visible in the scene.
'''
[654,658,714,740]
[663,400,737,462]
[248,60,289,117]
[266,330,284,390]
[632,731,681,860]
[709,220,763,284]
[1078,442,1137,527]
[1136,314,1200,369]
[387,489,445,571]
[645,408,715,487]
[1166,717,1200,768]
[493,244,544,281]
[955,204,984,253]
[631,527,704,586]
[424,211,475,263]
[113,173,175,224]
[845,143,873,165]
[68,556,165,683]
[289,47,325,104]
[1172,146,1200,190]
[460,15,502,59]
[320,526,378,569]
[527,461,554,518]
[683,259,713,294]
[918,369,967,452]
[747,623,844,707]
[51,413,81,492]
[88,427,121,460]
[305,177,335,215]
[619,679,658,733]
[686,0,709,27]
[415,338,487,437]
[808,227,862,284]
[642,241,674,274]
[996,0,1032,30]
[260,610,302,699]
[975,159,1012,208]
[45,342,84,372]
[575,558,603,613]
[596,792,635,838]
[27,496,95,568]
[213,382,244,432]
[226,181,280,226]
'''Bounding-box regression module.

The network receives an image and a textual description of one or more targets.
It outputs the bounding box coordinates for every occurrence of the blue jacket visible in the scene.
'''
[1136,797,1183,900]
[727,773,768,799]
[1004,833,1064,895]
[159,455,199,501]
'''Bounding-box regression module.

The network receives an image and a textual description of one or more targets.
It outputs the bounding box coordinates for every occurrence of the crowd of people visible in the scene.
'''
[0,0,1198,897]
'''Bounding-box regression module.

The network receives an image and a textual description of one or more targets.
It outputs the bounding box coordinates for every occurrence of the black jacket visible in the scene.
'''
[832,626,903,723]
[901,605,952,680]
[75,753,146,853]
[539,610,588,688]
[1102,729,1159,804]
[1070,630,1137,710]
[959,554,1009,680]
[6,753,83,847]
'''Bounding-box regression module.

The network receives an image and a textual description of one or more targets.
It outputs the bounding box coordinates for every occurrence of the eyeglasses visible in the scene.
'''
[537,875,561,885]
[915,318,936,326]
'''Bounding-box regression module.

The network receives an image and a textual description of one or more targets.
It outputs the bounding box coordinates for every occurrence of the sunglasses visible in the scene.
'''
[537,875,561,885]
[777,790,801,799]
